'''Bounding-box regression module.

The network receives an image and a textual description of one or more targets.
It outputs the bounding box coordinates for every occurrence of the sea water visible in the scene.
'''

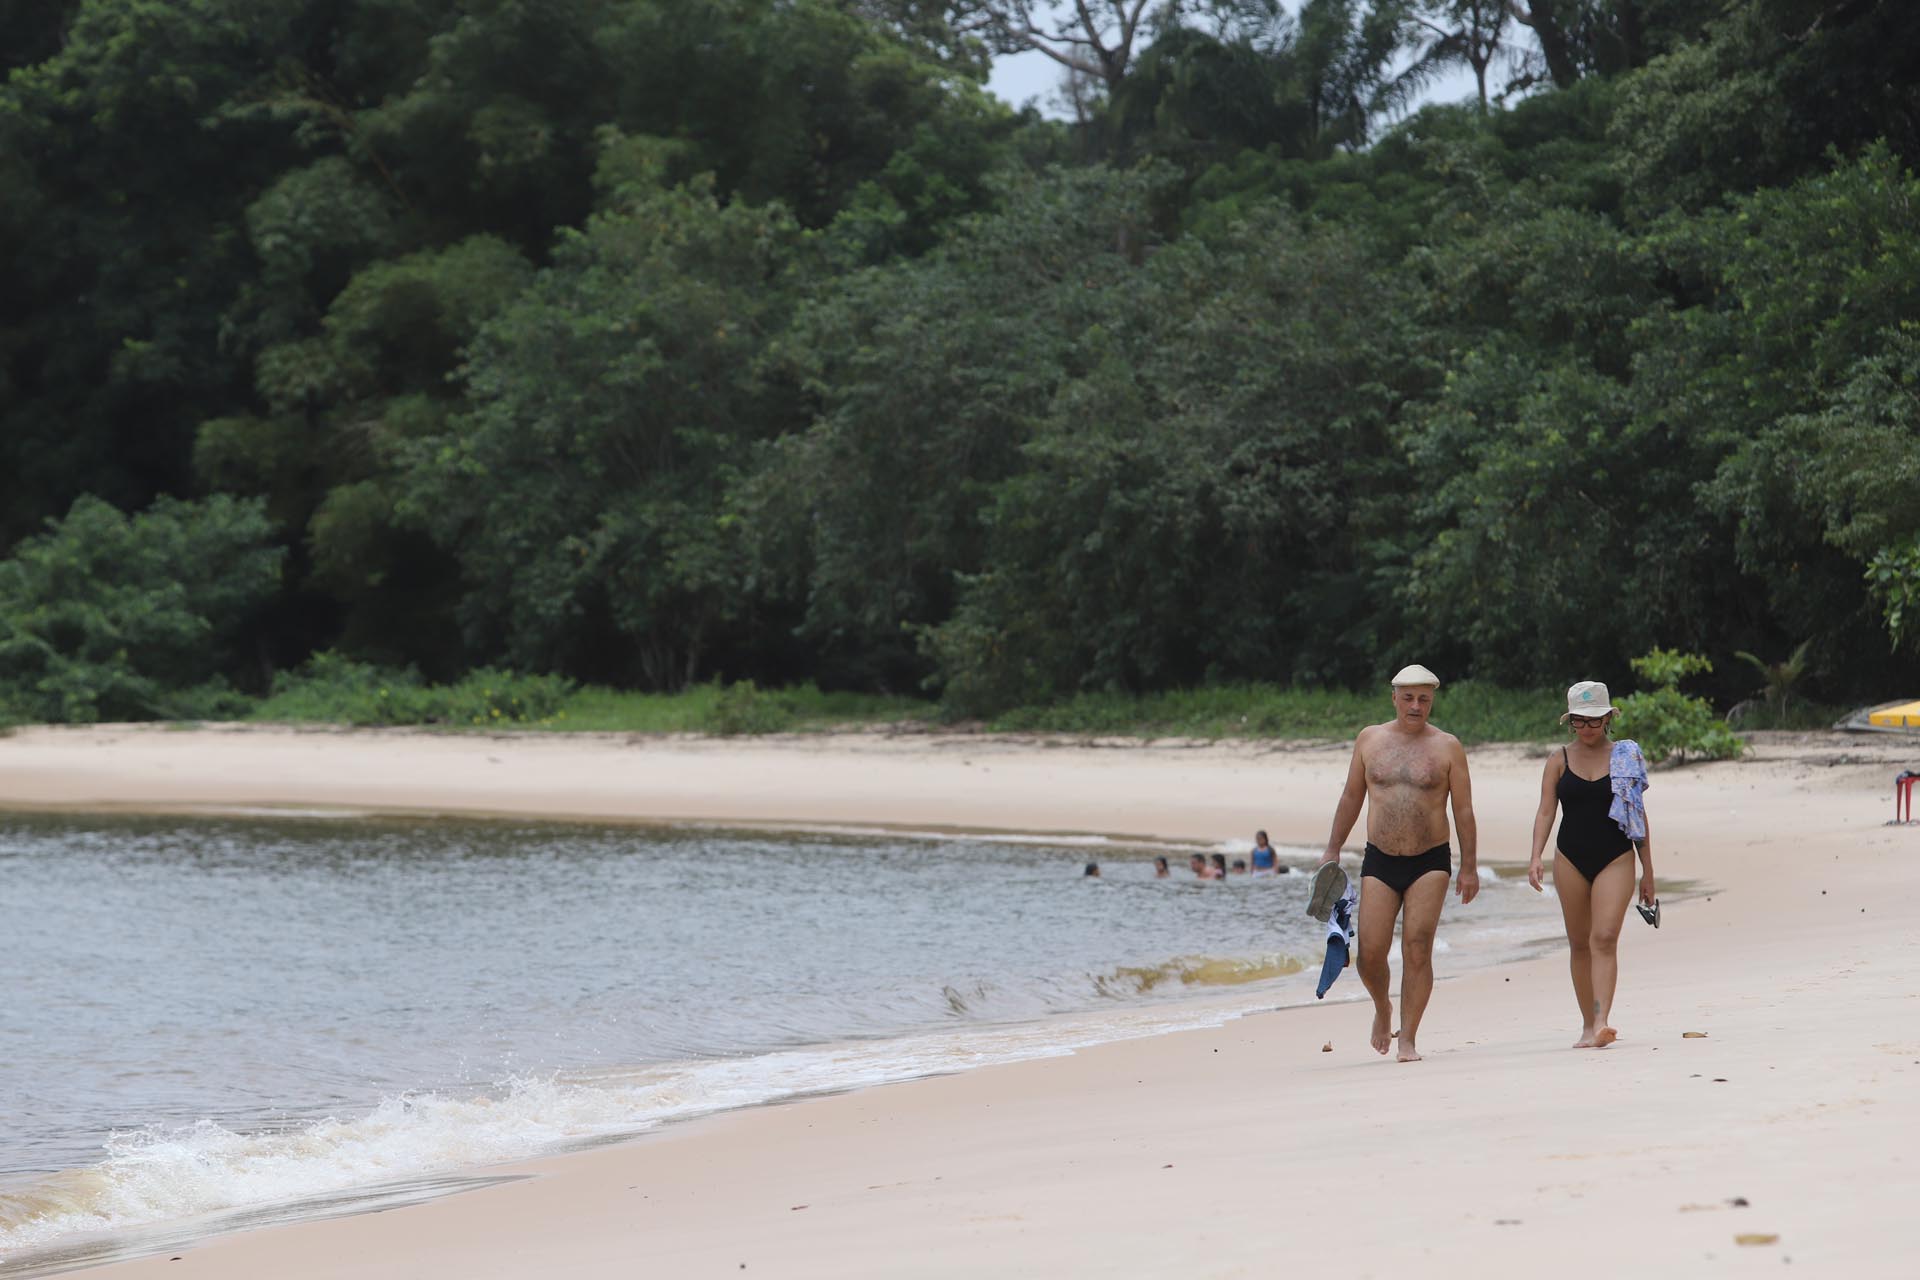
[0,812,1548,1270]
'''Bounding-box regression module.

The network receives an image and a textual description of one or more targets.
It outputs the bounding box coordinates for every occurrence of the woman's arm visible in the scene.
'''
[1527,751,1561,892]
[1635,810,1656,904]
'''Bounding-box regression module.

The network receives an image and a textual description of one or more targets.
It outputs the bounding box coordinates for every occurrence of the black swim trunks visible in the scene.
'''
[1361,841,1452,896]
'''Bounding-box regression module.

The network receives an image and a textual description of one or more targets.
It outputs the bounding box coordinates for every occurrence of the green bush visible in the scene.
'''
[253,652,418,724]
[539,683,930,733]
[703,680,799,735]
[986,681,1560,743]
[432,667,576,727]
[1724,698,1848,731]
[253,668,927,734]
[0,495,283,724]
[1615,687,1744,764]
[161,681,258,722]
[1615,649,1744,764]
[253,653,572,726]
[1866,538,1920,649]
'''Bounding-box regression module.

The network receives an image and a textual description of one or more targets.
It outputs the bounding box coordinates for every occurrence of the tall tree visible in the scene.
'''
[403,162,806,688]
[1612,0,1920,217]
[1413,1,1511,108]
[927,201,1425,709]
[1506,0,1583,87]
[0,0,301,551]
[1293,0,1448,147]
[964,0,1177,96]
[739,165,1177,690]
[1108,1,1457,165]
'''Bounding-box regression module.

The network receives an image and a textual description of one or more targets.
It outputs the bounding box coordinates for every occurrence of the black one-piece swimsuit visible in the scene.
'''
[1555,748,1633,882]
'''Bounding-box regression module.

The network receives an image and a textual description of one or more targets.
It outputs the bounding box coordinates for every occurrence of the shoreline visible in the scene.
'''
[6,725,1920,1276]
[0,722,1404,853]
[1,981,1333,1279]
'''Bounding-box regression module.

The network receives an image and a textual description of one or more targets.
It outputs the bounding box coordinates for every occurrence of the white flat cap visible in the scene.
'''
[1390,663,1441,688]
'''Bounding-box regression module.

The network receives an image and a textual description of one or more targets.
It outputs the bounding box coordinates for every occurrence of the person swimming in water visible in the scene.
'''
[1250,830,1278,876]
[1152,856,1170,878]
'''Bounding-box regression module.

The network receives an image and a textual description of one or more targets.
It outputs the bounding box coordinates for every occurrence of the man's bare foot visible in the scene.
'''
[1592,1026,1617,1048]
[1370,1005,1393,1055]
[1396,1036,1422,1063]
[1573,1027,1598,1048]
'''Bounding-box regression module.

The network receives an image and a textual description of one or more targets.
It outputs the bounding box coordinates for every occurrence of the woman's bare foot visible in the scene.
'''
[1573,1027,1599,1048]
[1592,1026,1617,1048]
[1370,1004,1394,1055]
[1396,1036,1422,1063]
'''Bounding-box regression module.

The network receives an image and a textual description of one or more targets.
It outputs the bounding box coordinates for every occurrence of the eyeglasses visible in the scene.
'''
[1568,715,1607,729]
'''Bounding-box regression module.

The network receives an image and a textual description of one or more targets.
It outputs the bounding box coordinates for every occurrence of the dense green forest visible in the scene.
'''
[2,0,1917,727]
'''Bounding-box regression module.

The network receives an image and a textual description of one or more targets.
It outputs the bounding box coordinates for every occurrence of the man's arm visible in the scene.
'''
[1320,735,1369,863]
[1449,736,1479,903]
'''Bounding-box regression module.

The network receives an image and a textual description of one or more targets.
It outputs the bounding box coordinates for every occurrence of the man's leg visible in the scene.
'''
[1552,853,1598,1047]
[1356,877,1401,1056]
[1395,870,1451,1062]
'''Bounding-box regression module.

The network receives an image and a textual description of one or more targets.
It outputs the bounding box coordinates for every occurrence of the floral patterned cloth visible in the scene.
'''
[1609,739,1651,841]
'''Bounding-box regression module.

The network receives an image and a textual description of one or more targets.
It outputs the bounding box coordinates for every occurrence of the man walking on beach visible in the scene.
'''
[1317,665,1478,1062]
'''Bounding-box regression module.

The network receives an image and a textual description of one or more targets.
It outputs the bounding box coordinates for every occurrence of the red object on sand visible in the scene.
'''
[1896,771,1918,823]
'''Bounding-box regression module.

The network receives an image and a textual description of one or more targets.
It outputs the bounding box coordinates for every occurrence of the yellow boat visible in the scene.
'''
[1870,701,1920,729]
[1837,700,1920,732]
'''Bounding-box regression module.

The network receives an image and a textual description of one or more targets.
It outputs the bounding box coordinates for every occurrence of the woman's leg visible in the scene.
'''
[1552,852,1597,1047]
[1585,851,1638,1046]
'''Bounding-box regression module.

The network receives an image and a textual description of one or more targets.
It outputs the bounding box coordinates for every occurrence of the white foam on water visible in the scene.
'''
[0,995,1267,1259]
[188,807,376,820]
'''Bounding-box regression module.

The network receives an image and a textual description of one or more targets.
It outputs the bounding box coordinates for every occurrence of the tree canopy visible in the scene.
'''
[4,0,1918,721]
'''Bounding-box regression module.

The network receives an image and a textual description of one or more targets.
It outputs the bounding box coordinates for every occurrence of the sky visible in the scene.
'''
[983,8,1495,121]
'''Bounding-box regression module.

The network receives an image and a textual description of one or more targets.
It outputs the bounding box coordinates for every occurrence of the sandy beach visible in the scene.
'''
[4,723,1918,1277]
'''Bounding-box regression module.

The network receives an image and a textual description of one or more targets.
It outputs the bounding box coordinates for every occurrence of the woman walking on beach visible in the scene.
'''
[1528,681,1656,1048]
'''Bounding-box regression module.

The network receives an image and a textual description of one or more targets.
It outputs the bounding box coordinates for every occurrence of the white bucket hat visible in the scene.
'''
[1390,663,1441,688]
[1560,680,1617,722]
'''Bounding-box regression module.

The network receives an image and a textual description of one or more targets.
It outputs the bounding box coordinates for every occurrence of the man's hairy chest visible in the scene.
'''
[1365,742,1449,792]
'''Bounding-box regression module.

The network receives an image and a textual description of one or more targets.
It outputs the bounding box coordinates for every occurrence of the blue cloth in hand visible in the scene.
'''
[1316,934,1348,999]
[1316,892,1356,999]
